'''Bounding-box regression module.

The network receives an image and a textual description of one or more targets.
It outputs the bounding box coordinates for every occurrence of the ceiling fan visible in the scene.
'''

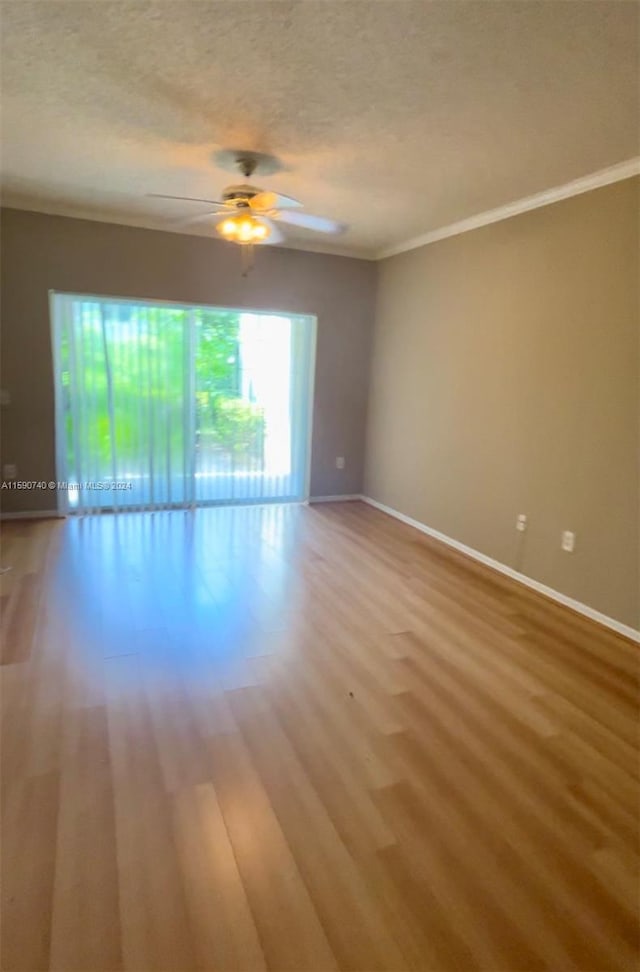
[148,154,345,271]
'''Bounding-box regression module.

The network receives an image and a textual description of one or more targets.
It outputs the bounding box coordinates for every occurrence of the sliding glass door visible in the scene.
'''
[51,294,316,513]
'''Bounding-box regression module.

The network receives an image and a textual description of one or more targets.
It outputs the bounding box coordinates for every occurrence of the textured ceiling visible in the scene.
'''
[1,1,638,257]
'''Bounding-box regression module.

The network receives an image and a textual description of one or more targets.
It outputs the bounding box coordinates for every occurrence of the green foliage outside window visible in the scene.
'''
[61,304,266,474]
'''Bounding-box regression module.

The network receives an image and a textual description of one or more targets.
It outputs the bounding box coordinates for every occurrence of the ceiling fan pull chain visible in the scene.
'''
[241,243,254,277]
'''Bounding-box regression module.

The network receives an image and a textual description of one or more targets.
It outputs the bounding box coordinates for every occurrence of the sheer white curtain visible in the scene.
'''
[51,294,316,514]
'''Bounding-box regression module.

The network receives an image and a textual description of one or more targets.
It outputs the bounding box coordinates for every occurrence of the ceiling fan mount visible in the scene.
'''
[213,147,283,177]
[235,154,258,179]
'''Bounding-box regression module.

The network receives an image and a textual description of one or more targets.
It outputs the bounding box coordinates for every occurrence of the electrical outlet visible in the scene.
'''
[516,513,527,532]
[3,463,17,480]
[561,530,575,553]
[335,456,345,469]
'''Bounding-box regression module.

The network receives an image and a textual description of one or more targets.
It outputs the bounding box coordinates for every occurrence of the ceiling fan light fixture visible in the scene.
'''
[216,212,270,244]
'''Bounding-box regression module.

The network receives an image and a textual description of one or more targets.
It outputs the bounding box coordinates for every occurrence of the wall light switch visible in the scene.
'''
[516,513,527,532]
[561,530,576,553]
[335,456,345,469]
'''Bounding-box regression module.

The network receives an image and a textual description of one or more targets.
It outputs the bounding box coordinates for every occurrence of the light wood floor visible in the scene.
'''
[1,501,638,972]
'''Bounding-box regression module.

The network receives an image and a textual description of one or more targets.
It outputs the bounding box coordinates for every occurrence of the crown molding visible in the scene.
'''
[377,157,640,260]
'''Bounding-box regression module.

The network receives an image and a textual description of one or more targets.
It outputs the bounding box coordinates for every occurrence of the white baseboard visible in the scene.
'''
[361,495,640,643]
[309,494,362,503]
[1,509,61,521]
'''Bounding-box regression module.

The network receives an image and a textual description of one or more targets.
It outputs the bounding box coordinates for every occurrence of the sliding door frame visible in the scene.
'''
[49,290,317,515]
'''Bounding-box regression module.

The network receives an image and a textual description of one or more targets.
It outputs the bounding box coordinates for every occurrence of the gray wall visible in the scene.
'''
[0,208,376,512]
[365,178,639,629]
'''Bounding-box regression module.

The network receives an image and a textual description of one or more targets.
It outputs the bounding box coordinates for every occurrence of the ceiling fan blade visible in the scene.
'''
[147,193,228,209]
[250,190,302,212]
[254,216,285,245]
[172,210,231,227]
[275,210,346,235]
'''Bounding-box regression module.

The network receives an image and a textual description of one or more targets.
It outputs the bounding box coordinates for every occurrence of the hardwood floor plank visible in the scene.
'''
[1,772,60,972]
[253,652,397,855]
[204,730,339,972]
[171,782,267,972]
[227,686,409,971]
[105,655,198,972]
[49,706,122,971]
[1,573,42,664]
